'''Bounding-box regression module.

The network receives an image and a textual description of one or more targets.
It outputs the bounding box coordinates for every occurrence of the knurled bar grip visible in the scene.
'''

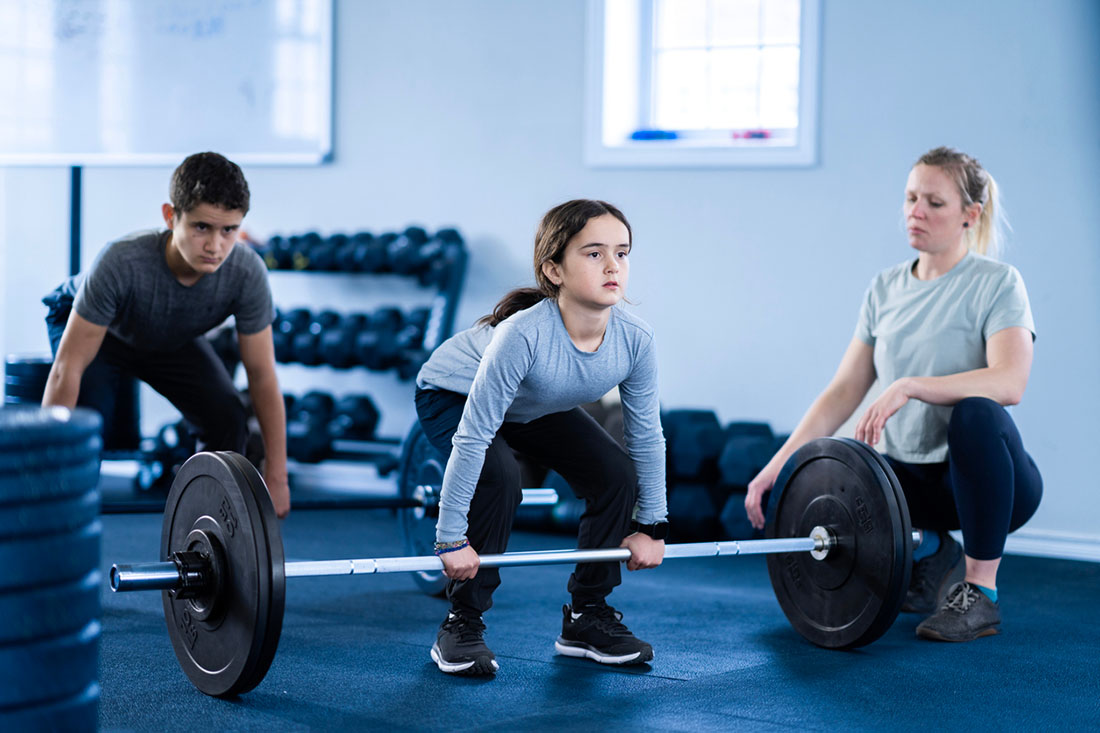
[285,537,824,577]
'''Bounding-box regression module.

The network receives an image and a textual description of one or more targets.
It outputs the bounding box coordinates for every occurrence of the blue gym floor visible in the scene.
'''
[99,509,1100,732]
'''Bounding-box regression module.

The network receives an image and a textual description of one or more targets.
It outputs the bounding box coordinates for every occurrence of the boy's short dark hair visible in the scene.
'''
[169,152,251,216]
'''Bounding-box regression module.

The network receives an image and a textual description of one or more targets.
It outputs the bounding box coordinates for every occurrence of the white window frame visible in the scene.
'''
[584,0,821,168]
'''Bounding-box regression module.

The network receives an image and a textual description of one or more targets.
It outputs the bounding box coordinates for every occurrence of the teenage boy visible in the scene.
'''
[42,152,290,516]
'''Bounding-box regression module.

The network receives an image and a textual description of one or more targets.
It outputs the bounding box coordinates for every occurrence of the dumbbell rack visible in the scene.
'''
[262,228,468,497]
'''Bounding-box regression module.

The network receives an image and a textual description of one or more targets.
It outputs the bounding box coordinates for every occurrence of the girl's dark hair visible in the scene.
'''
[169,152,251,216]
[478,199,631,327]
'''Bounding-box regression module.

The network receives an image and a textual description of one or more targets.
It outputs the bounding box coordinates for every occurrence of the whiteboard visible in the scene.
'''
[0,0,333,165]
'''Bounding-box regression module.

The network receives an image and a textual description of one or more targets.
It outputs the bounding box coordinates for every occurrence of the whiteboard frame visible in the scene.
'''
[0,0,334,167]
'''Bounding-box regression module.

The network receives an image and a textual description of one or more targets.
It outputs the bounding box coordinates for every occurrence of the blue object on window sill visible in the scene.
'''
[732,129,772,140]
[630,129,679,141]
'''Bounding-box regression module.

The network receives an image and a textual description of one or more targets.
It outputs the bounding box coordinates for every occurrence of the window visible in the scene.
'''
[585,0,820,167]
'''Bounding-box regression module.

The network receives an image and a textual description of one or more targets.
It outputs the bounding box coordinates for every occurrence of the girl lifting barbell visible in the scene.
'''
[413,199,668,676]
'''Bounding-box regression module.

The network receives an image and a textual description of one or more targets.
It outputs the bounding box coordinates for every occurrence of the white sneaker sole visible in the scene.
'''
[554,639,650,665]
[430,642,499,674]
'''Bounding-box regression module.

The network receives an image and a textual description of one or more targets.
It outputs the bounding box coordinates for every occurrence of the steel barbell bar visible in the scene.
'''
[110,527,921,592]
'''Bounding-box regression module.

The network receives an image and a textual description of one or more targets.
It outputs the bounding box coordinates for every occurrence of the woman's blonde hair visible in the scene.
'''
[915,146,1006,257]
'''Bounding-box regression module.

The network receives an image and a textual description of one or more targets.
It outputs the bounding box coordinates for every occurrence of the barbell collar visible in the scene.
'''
[171,550,213,599]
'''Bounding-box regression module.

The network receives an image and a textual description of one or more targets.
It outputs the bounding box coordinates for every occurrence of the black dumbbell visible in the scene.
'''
[346,232,373,272]
[662,410,726,482]
[275,308,305,363]
[355,307,404,370]
[262,235,293,270]
[373,307,405,333]
[395,348,430,382]
[137,420,197,491]
[386,227,431,275]
[286,235,305,270]
[394,307,431,380]
[391,316,427,378]
[418,235,466,288]
[394,317,425,352]
[328,233,358,271]
[356,230,396,272]
[352,232,393,273]
[274,308,311,363]
[327,394,380,441]
[318,313,370,368]
[157,420,196,468]
[411,229,457,275]
[292,310,341,366]
[435,228,463,245]
[717,422,776,487]
[289,232,323,270]
[286,391,335,463]
[668,482,723,541]
[307,237,338,271]
[405,306,431,331]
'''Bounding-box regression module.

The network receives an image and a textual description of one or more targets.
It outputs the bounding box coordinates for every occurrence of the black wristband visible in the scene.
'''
[630,520,670,540]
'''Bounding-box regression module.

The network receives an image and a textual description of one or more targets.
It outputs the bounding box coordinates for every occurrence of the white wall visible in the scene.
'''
[2,0,1098,545]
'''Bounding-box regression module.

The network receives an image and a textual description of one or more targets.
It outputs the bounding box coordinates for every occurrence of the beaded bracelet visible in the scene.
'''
[433,539,470,556]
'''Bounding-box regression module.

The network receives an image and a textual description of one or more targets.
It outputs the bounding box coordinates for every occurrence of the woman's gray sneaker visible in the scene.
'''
[916,582,1001,642]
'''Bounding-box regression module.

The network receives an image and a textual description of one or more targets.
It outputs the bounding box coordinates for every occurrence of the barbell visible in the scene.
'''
[108,437,915,698]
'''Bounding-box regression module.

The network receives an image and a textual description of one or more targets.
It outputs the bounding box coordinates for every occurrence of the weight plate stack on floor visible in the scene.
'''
[3,356,53,406]
[0,406,103,730]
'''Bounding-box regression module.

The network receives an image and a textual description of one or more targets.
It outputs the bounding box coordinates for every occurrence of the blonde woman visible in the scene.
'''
[747,147,1041,643]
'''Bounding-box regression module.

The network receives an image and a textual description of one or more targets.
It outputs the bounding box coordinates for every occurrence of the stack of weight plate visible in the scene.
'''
[0,406,102,730]
[3,356,53,405]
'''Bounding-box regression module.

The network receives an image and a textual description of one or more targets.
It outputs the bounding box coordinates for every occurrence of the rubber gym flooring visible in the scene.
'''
[100,508,1100,732]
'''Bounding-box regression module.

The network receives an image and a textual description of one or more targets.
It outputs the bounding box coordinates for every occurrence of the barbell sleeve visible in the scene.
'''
[111,563,182,592]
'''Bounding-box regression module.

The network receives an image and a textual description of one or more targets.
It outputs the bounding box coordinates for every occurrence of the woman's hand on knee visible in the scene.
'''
[440,545,480,580]
[855,379,912,446]
[620,533,665,571]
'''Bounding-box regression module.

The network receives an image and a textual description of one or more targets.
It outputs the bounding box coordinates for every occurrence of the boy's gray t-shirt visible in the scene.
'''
[418,298,667,543]
[855,251,1035,463]
[73,229,275,351]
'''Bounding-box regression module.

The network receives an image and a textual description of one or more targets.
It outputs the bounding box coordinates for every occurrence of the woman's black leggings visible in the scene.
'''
[885,397,1043,561]
[415,387,637,617]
